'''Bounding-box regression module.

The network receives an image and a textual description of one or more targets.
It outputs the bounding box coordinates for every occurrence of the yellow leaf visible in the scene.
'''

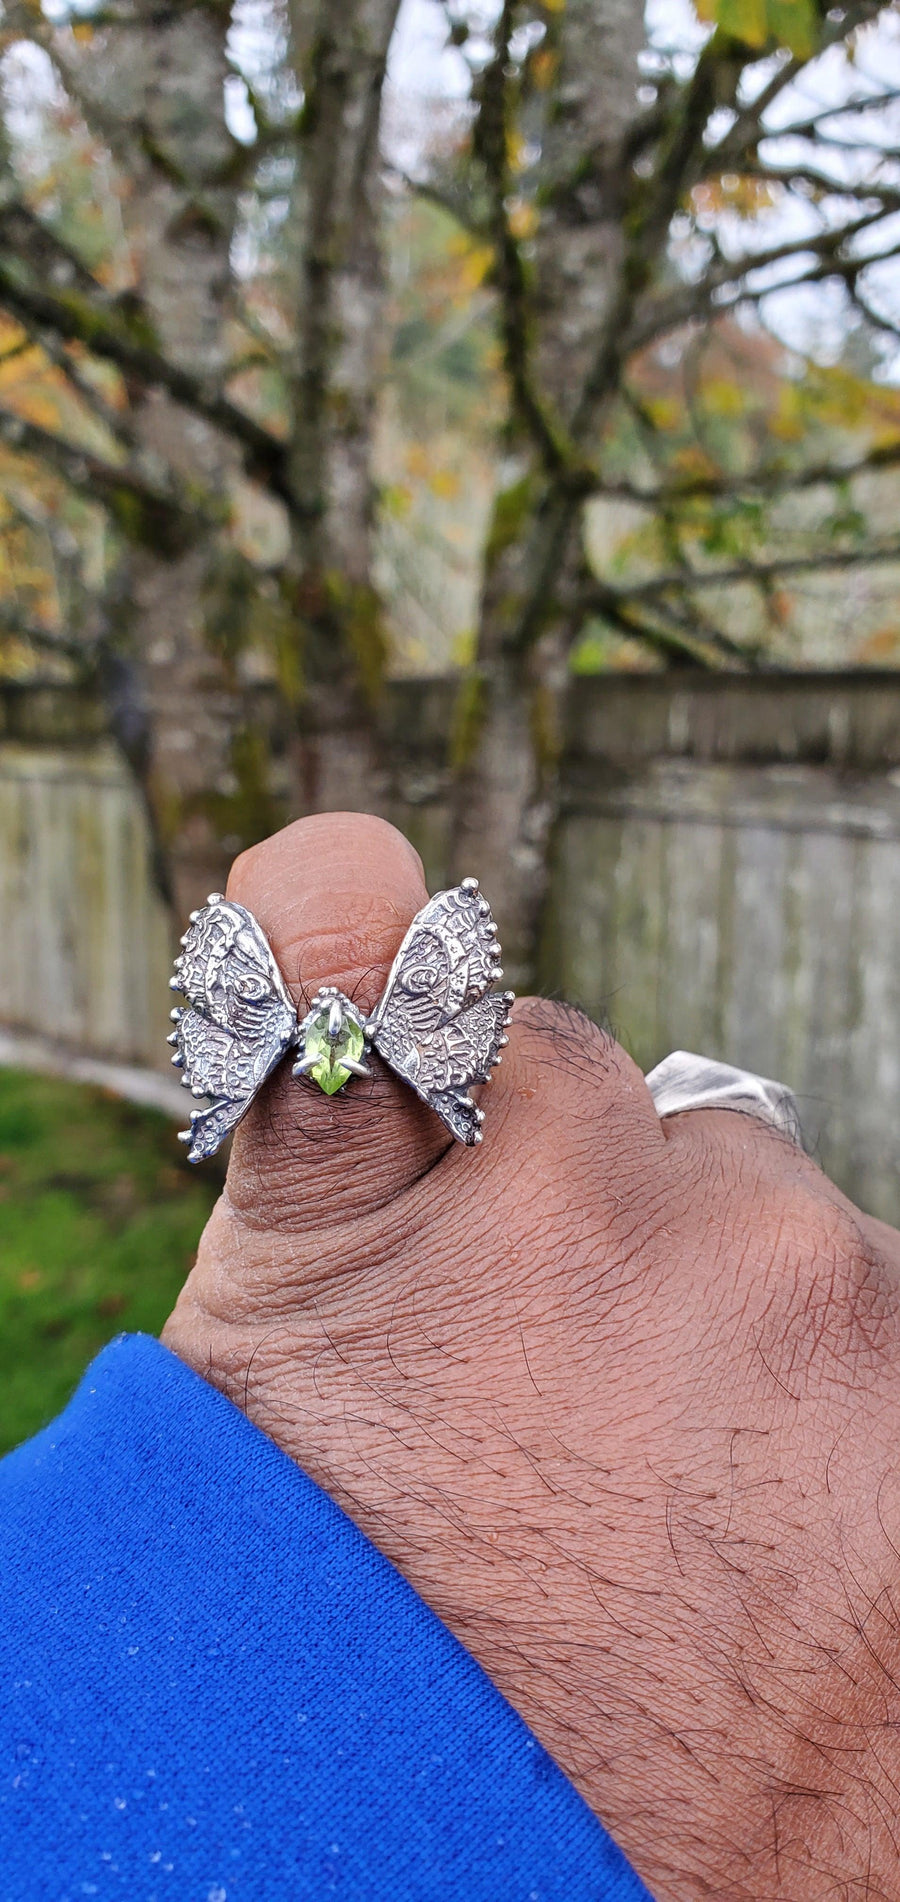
[770,385,805,441]
[646,396,680,430]
[672,445,719,478]
[703,378,746,417]
[854,624,900,662]
[508,198,538,241]
[406,443,430,480]
[530,47,558,90]
[430,469,460,500]
[692,175,776,218]
[456,243,493,292]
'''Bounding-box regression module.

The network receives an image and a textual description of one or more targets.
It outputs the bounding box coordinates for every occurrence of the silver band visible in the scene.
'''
[645,1050,802,1147]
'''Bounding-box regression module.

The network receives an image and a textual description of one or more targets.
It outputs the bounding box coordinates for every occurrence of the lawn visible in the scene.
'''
[0,1067,219,1457]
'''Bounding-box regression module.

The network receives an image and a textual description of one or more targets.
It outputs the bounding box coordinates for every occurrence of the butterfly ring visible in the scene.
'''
[167,877,515,1163]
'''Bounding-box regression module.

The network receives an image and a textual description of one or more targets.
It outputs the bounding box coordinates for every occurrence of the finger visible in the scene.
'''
[474,997,671,1258]
[223,811,447,1228]
[221,816,667,1260]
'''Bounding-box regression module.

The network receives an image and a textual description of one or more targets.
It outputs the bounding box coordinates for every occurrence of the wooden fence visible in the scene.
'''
[2,675,899,1221]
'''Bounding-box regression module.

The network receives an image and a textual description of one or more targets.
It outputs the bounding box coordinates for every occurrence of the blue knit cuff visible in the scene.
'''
[0,1334,654,1901]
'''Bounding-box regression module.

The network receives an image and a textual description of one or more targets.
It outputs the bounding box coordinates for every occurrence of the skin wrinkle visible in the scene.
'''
[162,811,900,1902]
[227,991,633,1240]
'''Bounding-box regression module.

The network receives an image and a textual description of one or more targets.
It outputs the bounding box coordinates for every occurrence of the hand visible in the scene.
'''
[163,812,900,1902]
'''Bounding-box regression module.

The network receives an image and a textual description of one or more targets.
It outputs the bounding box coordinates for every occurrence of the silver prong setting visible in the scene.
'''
[292,1053,319,1077]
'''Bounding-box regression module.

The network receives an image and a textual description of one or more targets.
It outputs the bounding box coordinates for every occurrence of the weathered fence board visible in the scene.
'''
[0,741,173,1067]
[2,675,900,1222]
[545,756,900,1222]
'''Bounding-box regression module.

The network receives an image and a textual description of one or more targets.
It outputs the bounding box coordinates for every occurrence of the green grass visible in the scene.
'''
[0,1067,219,1457]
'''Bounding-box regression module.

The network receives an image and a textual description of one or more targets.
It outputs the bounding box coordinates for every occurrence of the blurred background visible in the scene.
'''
[2,0,900,1447]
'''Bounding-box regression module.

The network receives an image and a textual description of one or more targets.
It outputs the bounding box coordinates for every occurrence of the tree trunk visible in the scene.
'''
[285,0,402,819]
[452,1,644,986]
[63,2,248,922]
[59,0,406,904]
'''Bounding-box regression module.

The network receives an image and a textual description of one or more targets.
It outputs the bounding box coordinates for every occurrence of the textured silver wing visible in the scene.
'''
[168,895,297,1162]
[368,878,513,1144]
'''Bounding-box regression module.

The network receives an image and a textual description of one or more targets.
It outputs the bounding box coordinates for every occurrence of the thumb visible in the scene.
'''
[220,810,454,1229]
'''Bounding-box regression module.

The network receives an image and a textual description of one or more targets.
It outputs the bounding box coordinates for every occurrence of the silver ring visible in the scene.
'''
[168,879,514,1162]
[645,1050,802,1147]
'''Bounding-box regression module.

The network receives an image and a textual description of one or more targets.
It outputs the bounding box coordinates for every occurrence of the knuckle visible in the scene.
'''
[746,1182,895,1386]
[671,1114,898,1385]
[514,996,615,1068]
[510,998,652,1122]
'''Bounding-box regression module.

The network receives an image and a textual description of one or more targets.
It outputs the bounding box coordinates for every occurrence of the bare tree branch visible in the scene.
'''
[848,280,900,341]
[505,37,729,652]
[748,159,900,200]
[759,89,900,145]
[474,0,579,478]
[0,598,88,658]
[630,206,894,353]
[595,437,900,505]
[0,213,288,491]
[386,165,487,243]
[38,334,138,454]
[578,580,745,668]
[585,538,900,607]
[0,402,212,547]
[708,0,886,171]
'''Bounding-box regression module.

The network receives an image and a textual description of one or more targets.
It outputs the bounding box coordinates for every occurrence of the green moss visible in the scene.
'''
[202,549,256,670]
[530,677,562,774]
[104,483,201,557]
[347,586,388,705]
[484,472,539,570]
[105,486,164,551]
[203,555,304,701]
[59,285,159,356]
[198,723,287,856]
[0,1067,217,1456]
[270,612,305,708]
[448,669,488,770]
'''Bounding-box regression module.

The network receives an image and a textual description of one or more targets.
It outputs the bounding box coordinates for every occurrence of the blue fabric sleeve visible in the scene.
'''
[0,1334,654,1902]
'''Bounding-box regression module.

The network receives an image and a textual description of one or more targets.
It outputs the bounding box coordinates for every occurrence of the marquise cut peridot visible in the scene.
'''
[303,1006,365,1095]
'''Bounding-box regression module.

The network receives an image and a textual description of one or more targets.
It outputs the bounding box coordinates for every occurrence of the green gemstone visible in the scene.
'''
[303,1004,365,1095]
